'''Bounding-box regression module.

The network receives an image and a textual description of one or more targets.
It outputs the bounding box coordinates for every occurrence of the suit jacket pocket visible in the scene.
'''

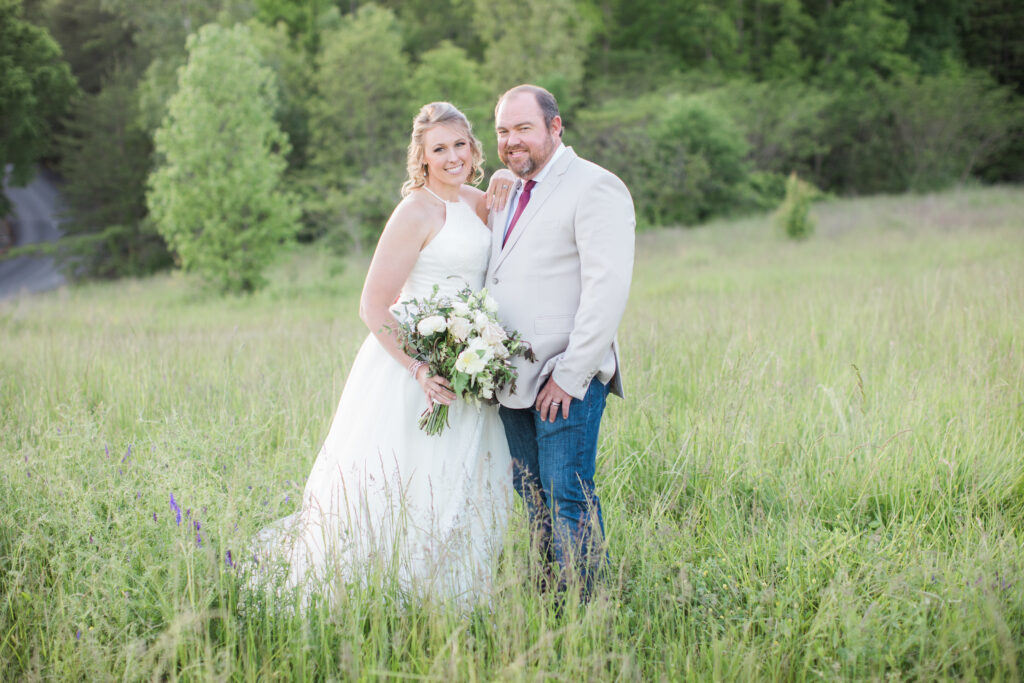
[534,314,575,335]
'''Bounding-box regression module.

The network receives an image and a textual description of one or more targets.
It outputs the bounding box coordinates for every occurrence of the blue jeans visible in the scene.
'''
[499,378,610,597]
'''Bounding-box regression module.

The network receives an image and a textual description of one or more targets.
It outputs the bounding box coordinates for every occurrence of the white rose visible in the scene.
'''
[447,316,472,341]
[478,375,494,399]
[482,295,499,313]
[416,315,447,336]
[467,336,495,362]
[492,341,509,359]
[481,321,507,345]
[472,311,490,332]
[451,300,471,316]
[455,349,487,375]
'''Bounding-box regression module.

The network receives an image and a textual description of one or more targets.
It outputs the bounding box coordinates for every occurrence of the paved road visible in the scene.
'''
[0,165,66,300]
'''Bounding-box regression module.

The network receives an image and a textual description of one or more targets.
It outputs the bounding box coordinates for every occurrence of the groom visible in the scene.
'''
[486,85,635,598]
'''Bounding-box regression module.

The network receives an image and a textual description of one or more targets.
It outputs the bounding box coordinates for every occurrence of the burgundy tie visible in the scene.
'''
[502,180,536,247]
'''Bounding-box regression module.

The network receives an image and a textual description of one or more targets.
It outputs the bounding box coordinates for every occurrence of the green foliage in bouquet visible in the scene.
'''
[394,283,536,435]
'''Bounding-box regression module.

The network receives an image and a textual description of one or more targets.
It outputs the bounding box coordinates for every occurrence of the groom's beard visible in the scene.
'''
[501,134,557,178]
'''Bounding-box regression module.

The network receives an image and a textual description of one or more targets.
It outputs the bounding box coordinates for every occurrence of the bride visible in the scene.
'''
[251,102,514,605]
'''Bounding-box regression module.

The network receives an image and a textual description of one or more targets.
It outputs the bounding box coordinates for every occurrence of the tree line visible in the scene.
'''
[2,0,1021,288]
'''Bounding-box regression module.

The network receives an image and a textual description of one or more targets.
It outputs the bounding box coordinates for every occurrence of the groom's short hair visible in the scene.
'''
[497,84,561,134]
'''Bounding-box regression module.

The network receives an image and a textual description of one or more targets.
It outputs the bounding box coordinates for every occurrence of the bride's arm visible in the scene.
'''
[359,202,455,406]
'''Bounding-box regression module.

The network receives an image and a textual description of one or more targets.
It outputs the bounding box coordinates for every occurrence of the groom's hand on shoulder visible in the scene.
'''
[485,169,516,211]
[536,377,572,423]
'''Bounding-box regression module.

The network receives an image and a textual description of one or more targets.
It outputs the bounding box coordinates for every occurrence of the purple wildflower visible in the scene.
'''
[105,444,109,458]
[225,550,234,568]
[185,508,191,520]
[193,520,201,532]
[170,493,182,526]
[152,512,157,522]
[75,629,81,640]
[285,495,290,504]
[195,532,202,547]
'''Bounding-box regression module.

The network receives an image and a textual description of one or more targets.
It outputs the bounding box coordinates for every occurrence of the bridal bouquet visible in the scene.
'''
[395,284,535,435]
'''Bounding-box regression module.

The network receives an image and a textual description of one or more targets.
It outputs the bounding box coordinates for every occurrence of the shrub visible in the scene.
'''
[775,172,818,240]
[573,92,767,227]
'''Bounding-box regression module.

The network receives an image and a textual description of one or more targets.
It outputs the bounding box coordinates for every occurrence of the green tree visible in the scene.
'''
[651,94,753,222]
[45,0,138,95]
[882,67,1023,190]
[59,67,166,277]
[0,0,77,217]
[247,18,315,169]
[751,0,816,81]
[603,0,743,73]
[710,79,834,183]
[147,23,299,292]
[304,5,412,252]
[253,0,328,54]
[473,0,591,108]
[814,0,918,192]
[817,0,914,91]
[889,0,969,74]
[573,92,759,227]
[962,0,1024,93]
[100,0,252,133]
[377,0,482,58]
[411,41,490,121]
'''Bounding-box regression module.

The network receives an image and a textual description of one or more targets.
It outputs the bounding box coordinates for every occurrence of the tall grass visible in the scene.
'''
[1,186,1022,680]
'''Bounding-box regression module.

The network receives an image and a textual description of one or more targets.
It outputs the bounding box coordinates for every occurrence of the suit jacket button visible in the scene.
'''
[492,277,499,284]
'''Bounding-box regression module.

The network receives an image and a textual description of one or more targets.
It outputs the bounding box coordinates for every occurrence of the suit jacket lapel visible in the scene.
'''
[493,148,577,271]
[490,180,518,266]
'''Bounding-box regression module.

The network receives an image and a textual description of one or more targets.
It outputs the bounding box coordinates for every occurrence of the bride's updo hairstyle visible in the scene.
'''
[401,102,485,197]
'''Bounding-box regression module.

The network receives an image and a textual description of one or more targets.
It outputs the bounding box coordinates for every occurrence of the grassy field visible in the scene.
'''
[1,186,1022,680]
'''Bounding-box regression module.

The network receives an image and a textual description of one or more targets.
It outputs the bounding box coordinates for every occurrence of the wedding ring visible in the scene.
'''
[551,401,561,406]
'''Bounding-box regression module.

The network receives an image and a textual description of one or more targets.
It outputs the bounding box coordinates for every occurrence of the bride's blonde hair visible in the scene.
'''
[401,102,485,197]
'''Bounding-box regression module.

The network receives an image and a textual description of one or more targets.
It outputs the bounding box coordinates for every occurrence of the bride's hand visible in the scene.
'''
[485,169,516,211]
[416,365,455,408]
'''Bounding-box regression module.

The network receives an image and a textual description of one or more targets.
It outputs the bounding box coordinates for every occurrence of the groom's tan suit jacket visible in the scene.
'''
[486,146,636,410]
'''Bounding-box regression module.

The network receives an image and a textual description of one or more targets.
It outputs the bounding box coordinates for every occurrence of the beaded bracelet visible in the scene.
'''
[408,360,427,379]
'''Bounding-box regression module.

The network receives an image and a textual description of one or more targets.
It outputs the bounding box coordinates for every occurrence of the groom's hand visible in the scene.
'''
[536,377,572,423]
[485,169,516,211]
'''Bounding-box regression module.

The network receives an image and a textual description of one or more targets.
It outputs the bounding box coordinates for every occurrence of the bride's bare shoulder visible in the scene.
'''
[459,185,490,223]
[459,185,485,203]
[386,191,441,236]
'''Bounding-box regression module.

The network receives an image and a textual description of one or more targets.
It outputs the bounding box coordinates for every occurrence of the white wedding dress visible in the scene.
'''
[251,192,512,606]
